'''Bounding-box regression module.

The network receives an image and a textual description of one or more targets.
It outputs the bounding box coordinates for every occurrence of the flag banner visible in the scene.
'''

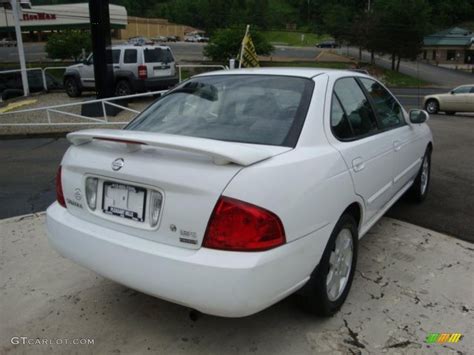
[239,28,259,68]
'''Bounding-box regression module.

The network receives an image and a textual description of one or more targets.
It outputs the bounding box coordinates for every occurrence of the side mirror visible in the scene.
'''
[450,90,454,94]
[409,109,429,124]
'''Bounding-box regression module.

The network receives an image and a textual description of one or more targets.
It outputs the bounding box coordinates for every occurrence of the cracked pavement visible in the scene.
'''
[1,215,472,354]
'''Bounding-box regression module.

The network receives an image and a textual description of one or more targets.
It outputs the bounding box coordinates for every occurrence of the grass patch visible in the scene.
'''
[361,64,429,87]
[261,31,330,47]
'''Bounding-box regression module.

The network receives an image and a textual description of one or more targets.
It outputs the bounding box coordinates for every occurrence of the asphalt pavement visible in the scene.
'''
[0,41,323,63]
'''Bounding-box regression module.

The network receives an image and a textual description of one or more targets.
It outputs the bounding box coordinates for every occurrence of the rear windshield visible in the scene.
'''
[126,75,314,147]
[144,48,174,63]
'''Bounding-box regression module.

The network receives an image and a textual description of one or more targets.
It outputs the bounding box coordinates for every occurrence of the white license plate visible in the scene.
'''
[102,182,146,222]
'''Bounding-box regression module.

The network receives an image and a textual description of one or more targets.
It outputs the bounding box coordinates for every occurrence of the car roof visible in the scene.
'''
[196,67,372,79]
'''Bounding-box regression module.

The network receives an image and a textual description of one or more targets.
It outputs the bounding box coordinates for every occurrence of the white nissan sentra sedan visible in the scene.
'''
[46,68,433,317]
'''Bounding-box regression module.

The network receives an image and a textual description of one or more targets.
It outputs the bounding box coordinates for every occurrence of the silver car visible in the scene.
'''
[63,44,178,97]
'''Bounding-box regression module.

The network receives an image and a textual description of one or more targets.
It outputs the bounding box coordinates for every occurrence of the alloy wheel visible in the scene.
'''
[326,228,353,301]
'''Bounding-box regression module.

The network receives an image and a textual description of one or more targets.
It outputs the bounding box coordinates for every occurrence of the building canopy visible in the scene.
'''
[0,3,127,32]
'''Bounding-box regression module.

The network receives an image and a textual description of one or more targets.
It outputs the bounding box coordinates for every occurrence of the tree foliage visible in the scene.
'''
[203,28,274,62]
[45,30,91,61]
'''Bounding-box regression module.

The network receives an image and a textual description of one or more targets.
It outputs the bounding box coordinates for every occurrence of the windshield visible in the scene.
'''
[126,75,314,147]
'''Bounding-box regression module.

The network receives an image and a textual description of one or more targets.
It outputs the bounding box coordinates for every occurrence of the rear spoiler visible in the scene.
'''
[67,129,276,166]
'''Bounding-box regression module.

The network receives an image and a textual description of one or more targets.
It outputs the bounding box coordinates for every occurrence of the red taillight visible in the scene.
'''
[56,166,66,208]
[203,197,285,251]
[138,65,147,79]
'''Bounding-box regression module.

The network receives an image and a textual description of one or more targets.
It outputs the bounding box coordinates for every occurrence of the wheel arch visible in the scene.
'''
[341,202,363,230]
[63,71,82,88]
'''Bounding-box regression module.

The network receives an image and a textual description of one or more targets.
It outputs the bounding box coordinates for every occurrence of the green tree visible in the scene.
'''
[371,0,431,71]
[45,30,91,61]
[203,27,274,62]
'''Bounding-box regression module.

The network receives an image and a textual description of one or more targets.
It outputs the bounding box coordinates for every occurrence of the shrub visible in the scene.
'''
[204,28,274,62]
[45,30,91,61]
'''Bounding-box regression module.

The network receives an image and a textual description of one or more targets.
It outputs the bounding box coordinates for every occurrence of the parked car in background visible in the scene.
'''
[62,44,178,97]
[0,38,17,47]
[166,35,178,42]
[128,36,154,46]
[47,68,433,318]
[152,36,168,43]
[184,34,200,42]
[316,40,339,48]
[424,85,474,114]
[197,35,209,42]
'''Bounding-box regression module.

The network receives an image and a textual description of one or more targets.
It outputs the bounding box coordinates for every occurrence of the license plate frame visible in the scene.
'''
[102,182,147,222]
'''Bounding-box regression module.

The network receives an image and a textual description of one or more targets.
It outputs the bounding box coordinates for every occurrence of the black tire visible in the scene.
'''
[425,99,439,114]
[409,147,431,203]
[64,77,81,97]
[298,214,358,317]
[445,111,456,116]
[115,79,133,96]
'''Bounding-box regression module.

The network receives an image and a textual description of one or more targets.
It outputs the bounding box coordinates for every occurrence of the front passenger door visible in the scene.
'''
[330,77,395,223]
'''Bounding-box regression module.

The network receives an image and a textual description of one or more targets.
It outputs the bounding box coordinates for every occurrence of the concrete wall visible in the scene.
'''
[119,17,189,40]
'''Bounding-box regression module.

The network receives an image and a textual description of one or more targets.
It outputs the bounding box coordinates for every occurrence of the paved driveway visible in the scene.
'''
[338,47,474,87]
[1,215,472,354]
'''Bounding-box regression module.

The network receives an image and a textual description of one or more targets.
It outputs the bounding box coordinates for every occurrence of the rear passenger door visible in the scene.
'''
[330,77,395,223]
[122,48,139,79]
[359,78,420,193]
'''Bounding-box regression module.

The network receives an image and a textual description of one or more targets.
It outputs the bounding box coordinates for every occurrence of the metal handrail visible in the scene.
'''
[0,89,167,127]
[0,67,68,92]
[1,63,231,128]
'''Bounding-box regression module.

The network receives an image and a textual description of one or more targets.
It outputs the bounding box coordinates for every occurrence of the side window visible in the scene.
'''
[452,86,471,94]
[360,78,404,129]
[334,78,378,138]
[124,49,137,64]
[112,49,121,64]
[470,86,474,93]
[331,93,353,139]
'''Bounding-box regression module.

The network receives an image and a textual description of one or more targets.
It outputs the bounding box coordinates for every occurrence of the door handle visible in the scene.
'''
[393,140,402,152]
[352,157,365,172]
[113,65,120,69]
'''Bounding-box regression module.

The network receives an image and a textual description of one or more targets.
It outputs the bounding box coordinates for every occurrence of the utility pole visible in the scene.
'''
[10,0,29,96]
[89,0,114,99]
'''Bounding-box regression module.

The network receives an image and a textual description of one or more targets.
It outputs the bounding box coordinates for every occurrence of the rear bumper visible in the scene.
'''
[132,76,179,92]
[46,203,326,317]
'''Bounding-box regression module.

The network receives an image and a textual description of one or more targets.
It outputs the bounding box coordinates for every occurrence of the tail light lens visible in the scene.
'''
[56,166,66,208]
[149,191,163,227]
[85,177,98,210]
[138,65,147,79]
[203,197,285,251]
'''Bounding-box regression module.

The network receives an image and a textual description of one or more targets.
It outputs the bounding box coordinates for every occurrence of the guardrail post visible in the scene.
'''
[101,101,107,122]
[42,69,48,91]
[178,66,182,82]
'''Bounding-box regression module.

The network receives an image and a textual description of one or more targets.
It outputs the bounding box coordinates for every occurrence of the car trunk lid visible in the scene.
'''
[61,129,291,249]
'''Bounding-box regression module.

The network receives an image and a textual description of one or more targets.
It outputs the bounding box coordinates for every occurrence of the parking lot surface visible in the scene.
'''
[1,214,472,354]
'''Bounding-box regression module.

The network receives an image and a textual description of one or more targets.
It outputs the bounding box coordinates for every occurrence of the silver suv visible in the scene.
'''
[63,44,178,97]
